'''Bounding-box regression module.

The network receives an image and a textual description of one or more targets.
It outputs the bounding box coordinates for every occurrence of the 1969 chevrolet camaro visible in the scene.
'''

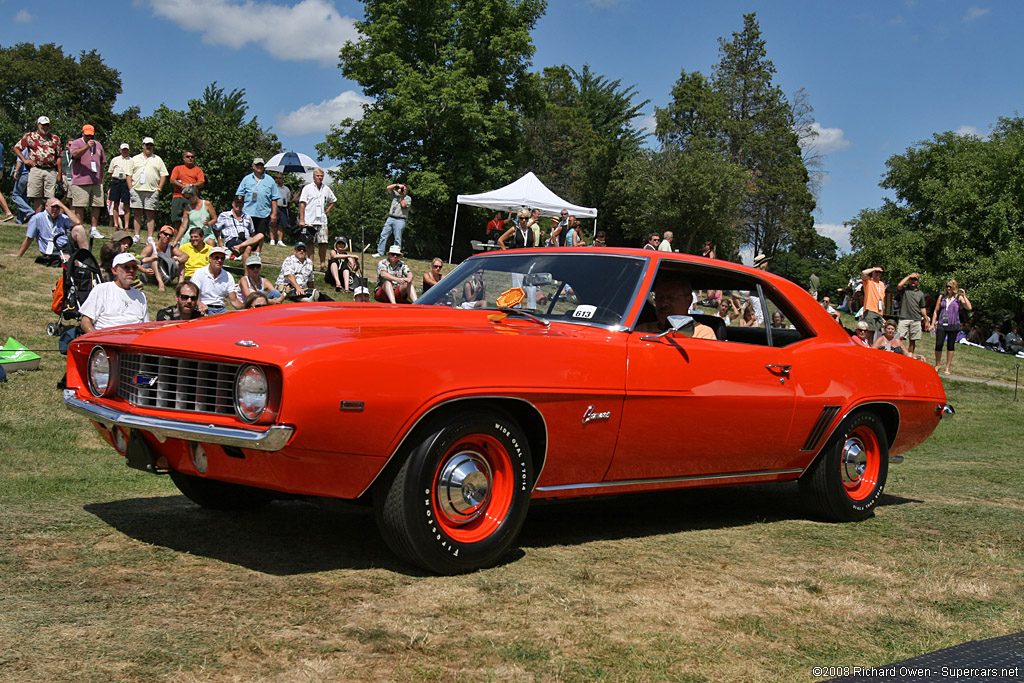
[64,248,951,574]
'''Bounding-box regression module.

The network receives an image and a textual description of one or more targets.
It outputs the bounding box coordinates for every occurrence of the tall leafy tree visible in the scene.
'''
[318,0,546,254]
[849,118,1024,312]
[110,84,280,222]
[712,13,815,259]
[644,14,814,259]
[0,43,121,177]
[523,64,648,238]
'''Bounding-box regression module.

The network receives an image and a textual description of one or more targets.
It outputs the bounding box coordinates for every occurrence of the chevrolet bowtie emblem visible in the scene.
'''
[134,375,157,387]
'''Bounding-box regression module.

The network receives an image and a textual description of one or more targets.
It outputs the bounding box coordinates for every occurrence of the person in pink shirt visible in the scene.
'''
[68,124,107,239]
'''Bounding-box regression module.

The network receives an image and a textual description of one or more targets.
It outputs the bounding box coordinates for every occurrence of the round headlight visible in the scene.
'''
[235,365,268,422]
[88,346,114,396]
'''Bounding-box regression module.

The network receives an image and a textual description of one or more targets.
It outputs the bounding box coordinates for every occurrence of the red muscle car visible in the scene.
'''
[64,248,951,574]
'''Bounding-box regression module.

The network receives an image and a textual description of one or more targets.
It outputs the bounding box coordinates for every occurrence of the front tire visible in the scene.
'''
[374,408,533,574]
[169,471,275,510]
[800,412,889,522]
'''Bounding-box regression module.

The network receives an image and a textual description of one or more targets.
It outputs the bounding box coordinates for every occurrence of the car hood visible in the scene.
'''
[74,303,610,363]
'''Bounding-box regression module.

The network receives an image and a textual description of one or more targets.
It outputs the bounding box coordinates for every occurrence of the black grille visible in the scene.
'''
[801,405,841,451]
[117,353,240,416]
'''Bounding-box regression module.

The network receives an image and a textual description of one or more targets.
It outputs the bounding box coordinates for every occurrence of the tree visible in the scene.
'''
[522,64,648,240]
[713,13,815,259]
[317,0,546,255]
[848,118,1024,313]
[109,83,281,222]
[0,43,121,179]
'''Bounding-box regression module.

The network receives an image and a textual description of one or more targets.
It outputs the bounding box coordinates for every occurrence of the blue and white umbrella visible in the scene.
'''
[264,151,319,173]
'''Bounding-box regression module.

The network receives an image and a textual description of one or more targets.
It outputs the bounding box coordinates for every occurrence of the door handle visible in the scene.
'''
[765,364,792,377]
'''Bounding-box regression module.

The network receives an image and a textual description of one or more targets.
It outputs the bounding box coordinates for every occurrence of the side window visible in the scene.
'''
[763,289,811,347]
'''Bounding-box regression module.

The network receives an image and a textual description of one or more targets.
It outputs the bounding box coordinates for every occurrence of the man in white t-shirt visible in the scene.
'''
[80,253,150,332]
[298,168,337,272]
[190,245,243,314]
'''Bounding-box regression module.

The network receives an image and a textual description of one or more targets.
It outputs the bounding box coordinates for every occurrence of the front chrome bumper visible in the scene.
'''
[64,391,294,451]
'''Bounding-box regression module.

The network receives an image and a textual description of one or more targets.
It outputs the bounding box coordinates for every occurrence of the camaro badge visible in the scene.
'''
[582,405,611,425]
[134,375,157,387]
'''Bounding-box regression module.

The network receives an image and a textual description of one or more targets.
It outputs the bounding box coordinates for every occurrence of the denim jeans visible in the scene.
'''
[12,174,32,222]
[377,216,406,254]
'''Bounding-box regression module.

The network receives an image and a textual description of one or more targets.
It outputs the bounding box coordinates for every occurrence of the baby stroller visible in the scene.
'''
[47,248,104,338]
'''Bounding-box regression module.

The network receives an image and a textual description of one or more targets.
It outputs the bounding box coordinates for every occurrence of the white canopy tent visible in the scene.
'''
[448,172,597,262]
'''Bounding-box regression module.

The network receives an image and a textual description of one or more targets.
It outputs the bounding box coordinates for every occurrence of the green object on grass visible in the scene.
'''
[0,337,41,371]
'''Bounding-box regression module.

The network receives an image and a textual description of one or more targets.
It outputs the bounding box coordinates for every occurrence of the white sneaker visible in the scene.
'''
[132,234,140,244]
[373,253,383,258]
[273,240,281,246]
[89,227,106,239]
[146,236,155,245]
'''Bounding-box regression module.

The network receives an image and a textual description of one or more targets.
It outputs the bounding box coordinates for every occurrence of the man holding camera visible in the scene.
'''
[374,182,411,257]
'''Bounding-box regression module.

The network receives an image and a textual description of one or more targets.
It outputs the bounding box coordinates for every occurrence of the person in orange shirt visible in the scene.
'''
[860,265,886,343]
[169,151,206,228]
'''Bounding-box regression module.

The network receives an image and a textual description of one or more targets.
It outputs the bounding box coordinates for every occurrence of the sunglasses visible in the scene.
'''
[178,294,198,301]
[247,264,262,269]
[184,155,195,159]
[210,255,225,260]
[432,264,442,269]
[159,232,174,238]
[119,264,138,272]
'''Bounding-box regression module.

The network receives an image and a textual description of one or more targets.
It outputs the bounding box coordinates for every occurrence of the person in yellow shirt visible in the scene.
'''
[180,226,211,279]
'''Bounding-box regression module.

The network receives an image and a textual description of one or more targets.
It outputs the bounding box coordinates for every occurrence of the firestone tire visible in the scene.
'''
[800,412,889,522]
[374,408,533,575]
[169,471,275,510]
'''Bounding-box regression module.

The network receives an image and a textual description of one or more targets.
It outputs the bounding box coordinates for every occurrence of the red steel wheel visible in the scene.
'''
[374,408,533,574]
[800,411,889,522]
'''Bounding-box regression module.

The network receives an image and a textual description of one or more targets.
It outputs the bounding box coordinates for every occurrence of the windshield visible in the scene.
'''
[416,252,646,328]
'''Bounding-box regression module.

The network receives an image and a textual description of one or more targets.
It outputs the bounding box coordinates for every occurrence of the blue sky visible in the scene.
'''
[2,1,1018,252]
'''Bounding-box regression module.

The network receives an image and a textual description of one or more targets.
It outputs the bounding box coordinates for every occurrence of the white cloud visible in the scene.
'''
[815,223,852,252]
[954,125,982,138]
[802,122,851,154]
[962,6,990,22]
[276,91,370,135]
[13,9,32,22]
[148,0,359,67]
[637,113,657,136]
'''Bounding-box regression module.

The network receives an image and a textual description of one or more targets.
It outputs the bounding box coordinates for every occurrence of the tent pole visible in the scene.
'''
[448,204,460,264]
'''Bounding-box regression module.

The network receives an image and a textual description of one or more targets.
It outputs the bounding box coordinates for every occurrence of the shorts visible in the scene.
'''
[130,189,160,211]
[170,196,188,226]
[108,179,130,205]
[251,215,271,237]
[70,183,105,208]
[273,207,290,229]
[225,236,245,253]
[896,319,923,341]
[863,310,884,332]
[375,282,412,303]
[312,223,328,244]
[27,166,58,198]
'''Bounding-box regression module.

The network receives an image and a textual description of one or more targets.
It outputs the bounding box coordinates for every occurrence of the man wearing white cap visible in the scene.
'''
[127,136,169,245]
[16,115,64,213]
[107,143,132,234]
[235,157,279,244]
[190,245,243,314]
[80,252,150,333]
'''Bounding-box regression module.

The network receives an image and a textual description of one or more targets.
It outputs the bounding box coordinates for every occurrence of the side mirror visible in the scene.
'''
[640,315,695,341]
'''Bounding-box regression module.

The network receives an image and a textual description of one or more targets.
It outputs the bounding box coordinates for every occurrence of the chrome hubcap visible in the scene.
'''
[436,451,492,524]
[842,438,867,487]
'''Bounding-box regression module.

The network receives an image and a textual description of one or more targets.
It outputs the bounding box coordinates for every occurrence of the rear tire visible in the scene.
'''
[374,408,533,574]
[800,412,888,522]
[169,471,274,510]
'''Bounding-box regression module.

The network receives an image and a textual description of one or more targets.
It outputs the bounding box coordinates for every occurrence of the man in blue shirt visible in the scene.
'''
[9,198,89,265]
[235,158,280,242]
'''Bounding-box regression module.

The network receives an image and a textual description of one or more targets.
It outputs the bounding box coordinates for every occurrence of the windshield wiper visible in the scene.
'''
[496,307,550,327]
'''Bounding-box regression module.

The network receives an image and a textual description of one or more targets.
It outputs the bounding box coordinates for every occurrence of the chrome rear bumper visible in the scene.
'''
[64,391,293,451]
